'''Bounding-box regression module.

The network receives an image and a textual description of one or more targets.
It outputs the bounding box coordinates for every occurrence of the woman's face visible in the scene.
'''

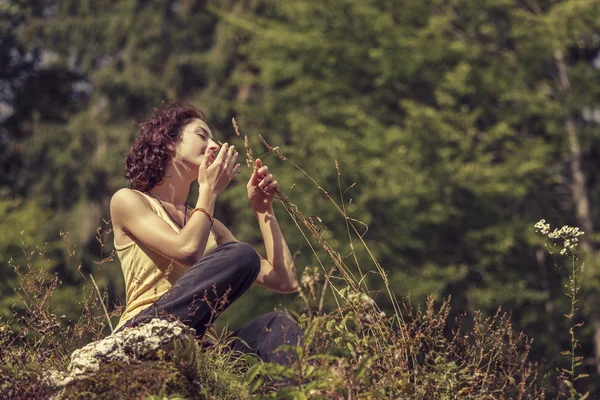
[174,118,220,168]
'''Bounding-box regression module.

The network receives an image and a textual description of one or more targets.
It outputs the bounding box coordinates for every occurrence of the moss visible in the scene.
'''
[58,351,253,400]
[0,363,56,400]
[60,360,192,400]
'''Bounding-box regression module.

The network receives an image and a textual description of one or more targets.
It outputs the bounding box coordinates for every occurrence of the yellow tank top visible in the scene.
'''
[114,190,219,332]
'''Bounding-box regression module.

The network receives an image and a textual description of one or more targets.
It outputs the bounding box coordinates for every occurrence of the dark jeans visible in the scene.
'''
[115,241,304,366]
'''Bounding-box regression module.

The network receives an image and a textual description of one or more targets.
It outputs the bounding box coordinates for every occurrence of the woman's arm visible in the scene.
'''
[253,206,299,293]
[111,188,216,267]
[215,157,299,293]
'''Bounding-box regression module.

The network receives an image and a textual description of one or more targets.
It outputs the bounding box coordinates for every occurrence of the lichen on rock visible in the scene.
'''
[62,318,197,385]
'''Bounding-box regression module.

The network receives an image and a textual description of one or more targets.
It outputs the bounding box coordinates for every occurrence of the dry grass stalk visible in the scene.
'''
[230,122,408,353]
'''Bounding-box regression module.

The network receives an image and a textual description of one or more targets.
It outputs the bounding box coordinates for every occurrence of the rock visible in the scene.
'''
[59,318,197,386]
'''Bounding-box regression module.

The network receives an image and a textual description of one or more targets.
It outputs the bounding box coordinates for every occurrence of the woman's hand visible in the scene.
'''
[198,143,241,195]
[247,159,279,212]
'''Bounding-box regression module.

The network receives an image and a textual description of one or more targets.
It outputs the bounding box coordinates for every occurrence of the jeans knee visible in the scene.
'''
[228,242,261,279]
[269,311,300,329]
[270,310,292,320]
[267,311,303,344]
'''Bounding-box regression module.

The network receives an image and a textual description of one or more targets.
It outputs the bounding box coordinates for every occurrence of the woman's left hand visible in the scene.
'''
[247,159,279,212]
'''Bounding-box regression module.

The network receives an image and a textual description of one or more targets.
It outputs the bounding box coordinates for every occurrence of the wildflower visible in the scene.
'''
[535,219,584,254]
[359,293,376,308]
[301,274,312,286]
[534,220,550,235]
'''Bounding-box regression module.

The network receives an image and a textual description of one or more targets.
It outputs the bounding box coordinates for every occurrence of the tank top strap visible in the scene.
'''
[131,189,160,212]
[131,189,182,232]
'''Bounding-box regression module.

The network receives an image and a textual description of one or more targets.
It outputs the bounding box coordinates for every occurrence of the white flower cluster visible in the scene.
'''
[533,220,551,235]
[534,219,584,255]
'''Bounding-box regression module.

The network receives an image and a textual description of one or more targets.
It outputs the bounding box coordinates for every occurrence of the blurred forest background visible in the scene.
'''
[2,0,600,395]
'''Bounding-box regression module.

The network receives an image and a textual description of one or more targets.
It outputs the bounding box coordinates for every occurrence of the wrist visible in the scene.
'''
[253,205,274,216]
[196,190,218,214]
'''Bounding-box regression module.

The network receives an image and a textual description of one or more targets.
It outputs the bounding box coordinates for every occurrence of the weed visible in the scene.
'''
[535,220,589,400]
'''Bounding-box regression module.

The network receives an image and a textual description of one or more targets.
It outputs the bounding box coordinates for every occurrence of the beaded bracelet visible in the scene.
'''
[190,207,215,226]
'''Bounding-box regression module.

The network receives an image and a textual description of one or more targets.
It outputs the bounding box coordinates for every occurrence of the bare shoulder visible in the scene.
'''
[110,188,152,221]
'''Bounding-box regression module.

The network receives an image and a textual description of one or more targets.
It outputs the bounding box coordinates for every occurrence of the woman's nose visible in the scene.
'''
[208,140,219,151]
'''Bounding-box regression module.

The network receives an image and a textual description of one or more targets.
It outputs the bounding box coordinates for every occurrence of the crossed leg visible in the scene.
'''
[115,241,304,366]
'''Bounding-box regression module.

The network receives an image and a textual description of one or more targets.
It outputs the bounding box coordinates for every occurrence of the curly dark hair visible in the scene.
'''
[124,101,206,192]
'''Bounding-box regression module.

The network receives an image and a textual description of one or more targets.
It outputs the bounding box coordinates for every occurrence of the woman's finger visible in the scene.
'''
[228,152,239,174]
[248,167,259,186]
[214,143,229,164]
[258,166,269,177]
[258,174,273,188]
[267,181,278,190]
[229,151,239,167]
[228,145,236,158]
[223,145,235,166]
[200,150,210,170]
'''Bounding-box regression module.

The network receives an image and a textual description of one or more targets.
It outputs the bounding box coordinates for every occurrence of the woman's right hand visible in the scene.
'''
[197,143,241,195]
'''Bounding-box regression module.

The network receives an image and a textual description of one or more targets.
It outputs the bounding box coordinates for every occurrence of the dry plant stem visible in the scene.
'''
[255,135,362,292]
[231,120,408,358]
[254,133,406,357]
[232,119,360,293]
[277,192,362,294]
[90,274,129,364]
[336,160,368,288]
[89,274,114,333]
[318,265,336,314]
[264,137,410,362]
[93,219,116,268]
[60,231,85,280]
[258,134,406,333]
[279,199,344,313]
[232,118,255,169]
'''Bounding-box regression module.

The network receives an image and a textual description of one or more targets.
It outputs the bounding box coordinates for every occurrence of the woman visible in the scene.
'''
[110,101,303,366]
